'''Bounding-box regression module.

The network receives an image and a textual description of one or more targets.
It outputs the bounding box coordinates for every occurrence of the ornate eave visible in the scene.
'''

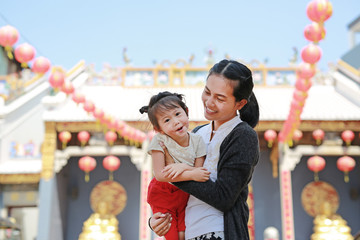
[0,173,40,184]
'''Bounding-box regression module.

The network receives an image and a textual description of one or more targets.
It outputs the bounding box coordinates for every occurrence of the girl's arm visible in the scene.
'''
[173,126,259,212]
[152,150,209,182]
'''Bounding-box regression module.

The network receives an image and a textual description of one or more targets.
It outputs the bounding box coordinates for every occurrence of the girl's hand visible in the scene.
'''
[162,163,189,179]
[191,167,210,182]
[150,212,172,236]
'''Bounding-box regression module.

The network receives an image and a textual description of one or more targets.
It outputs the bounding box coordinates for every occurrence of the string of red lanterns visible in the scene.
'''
[278,0,333,145]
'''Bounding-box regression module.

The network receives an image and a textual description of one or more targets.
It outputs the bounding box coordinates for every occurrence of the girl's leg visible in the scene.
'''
[178,231,185,240]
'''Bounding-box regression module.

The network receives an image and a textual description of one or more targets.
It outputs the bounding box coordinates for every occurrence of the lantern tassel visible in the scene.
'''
[314,172,319,182]
[62,142,67,149]
[344,172,349,183]
[21,62,28,68]
[5,46,14,59]
[85,172,90,182]
[109,171,114,181]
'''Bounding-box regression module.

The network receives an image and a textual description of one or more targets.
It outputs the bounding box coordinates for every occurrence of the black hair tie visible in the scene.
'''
[139,106,149,114]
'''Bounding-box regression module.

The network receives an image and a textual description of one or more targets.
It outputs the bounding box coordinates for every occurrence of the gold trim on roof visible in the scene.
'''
[0,174,40,184]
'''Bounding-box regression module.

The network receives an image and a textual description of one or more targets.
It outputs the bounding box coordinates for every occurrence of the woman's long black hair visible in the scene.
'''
[208,59,260,128]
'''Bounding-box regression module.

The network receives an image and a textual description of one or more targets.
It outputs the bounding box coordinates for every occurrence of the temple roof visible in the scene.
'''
[42,84,360,123]
[341,43,360,70]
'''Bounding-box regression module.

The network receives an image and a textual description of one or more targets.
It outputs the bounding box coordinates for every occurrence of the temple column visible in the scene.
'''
[37,122,63,240]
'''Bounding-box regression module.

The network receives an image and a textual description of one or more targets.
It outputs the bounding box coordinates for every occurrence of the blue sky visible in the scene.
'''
[1,0,359,72]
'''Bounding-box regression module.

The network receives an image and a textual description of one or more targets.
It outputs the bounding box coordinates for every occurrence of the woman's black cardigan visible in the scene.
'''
[173,122,260,240]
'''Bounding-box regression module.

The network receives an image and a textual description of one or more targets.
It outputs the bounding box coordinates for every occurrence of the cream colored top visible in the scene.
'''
[148,132,206,166]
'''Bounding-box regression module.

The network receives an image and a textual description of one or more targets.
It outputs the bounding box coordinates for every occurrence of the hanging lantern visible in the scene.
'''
[341,130,355,146]
[32,56,51,75]
[295,78,312,92]
[337,156,356,183]
[48,67,66,90]
[103,155,121,180]
[312,129,325,145]
[293,89,309,102]
[93,108,105,120]
[105,131,117,146]
[78,156,96,182]
[61,81,74,95]
[307,156,326,181]
[114,119,126,133]
[71,92,85,105]
[0,25,19,59]
[14,43,36,68]
[264,129,277,148]
[296,62,316,79]
[293,129,303,142]
[304,22,326,43]
[301,43,322,65]
[77,131,90,147]
[306,0,333,23]
[59,131,72,149]
[83,100,95,114]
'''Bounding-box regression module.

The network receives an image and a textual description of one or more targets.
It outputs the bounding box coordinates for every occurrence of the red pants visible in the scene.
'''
[147,178,189,240]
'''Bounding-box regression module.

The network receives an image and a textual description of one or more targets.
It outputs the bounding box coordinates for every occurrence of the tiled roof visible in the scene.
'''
[43,85,360,122]
[0,159,41,174]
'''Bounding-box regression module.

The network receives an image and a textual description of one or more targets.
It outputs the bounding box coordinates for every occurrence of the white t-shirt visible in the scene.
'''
[147,132,207,166]
[185,116,242,239]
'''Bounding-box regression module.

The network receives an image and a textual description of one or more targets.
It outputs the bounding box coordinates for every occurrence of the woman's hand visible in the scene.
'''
[159,141,175,165]
[190,167,210,182]
[150,212,172,236]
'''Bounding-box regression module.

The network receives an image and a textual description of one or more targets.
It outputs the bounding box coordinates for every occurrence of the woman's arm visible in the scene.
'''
[173,126,259,212]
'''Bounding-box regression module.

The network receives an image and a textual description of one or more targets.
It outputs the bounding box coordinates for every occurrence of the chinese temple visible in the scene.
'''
[0,6,360,240]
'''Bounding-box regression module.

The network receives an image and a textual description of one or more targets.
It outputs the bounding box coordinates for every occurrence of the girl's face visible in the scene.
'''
[156,105,189,144]
[202,74,246,130]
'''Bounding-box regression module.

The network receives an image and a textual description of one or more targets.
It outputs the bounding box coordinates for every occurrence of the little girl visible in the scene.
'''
[140,91,210,240]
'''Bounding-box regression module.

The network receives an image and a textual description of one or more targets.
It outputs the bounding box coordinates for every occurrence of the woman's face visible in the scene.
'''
[201,74,244,130]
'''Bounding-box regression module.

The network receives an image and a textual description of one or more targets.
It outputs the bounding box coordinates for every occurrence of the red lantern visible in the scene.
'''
[59,131,72,149]
[296,62,316,79]
[341,130,355,146]
[103,155,121,180]
[312,129,325,145]
[78,156,96,182]
[61,81,74,95]
[14,43,36,67]
[32,56,51,75]
[71,92,85,105]
[306,0,333,23]
[0,25,19,59]
[293,89,308,102]
[295,78,312,92]
[264,129,277,148]
[307,156,326,181]
[293,129,303,142]
[304,22,326,43]
[301,43,322,65]
[105,131,117,146]
[93,108,104,120]
[77,131,90,147]
[49,68,66,90]
[337,156,356,182]
[83,100,95,114]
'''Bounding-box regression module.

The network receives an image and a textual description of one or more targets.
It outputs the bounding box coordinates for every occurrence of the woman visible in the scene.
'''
[150,59,260,240]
